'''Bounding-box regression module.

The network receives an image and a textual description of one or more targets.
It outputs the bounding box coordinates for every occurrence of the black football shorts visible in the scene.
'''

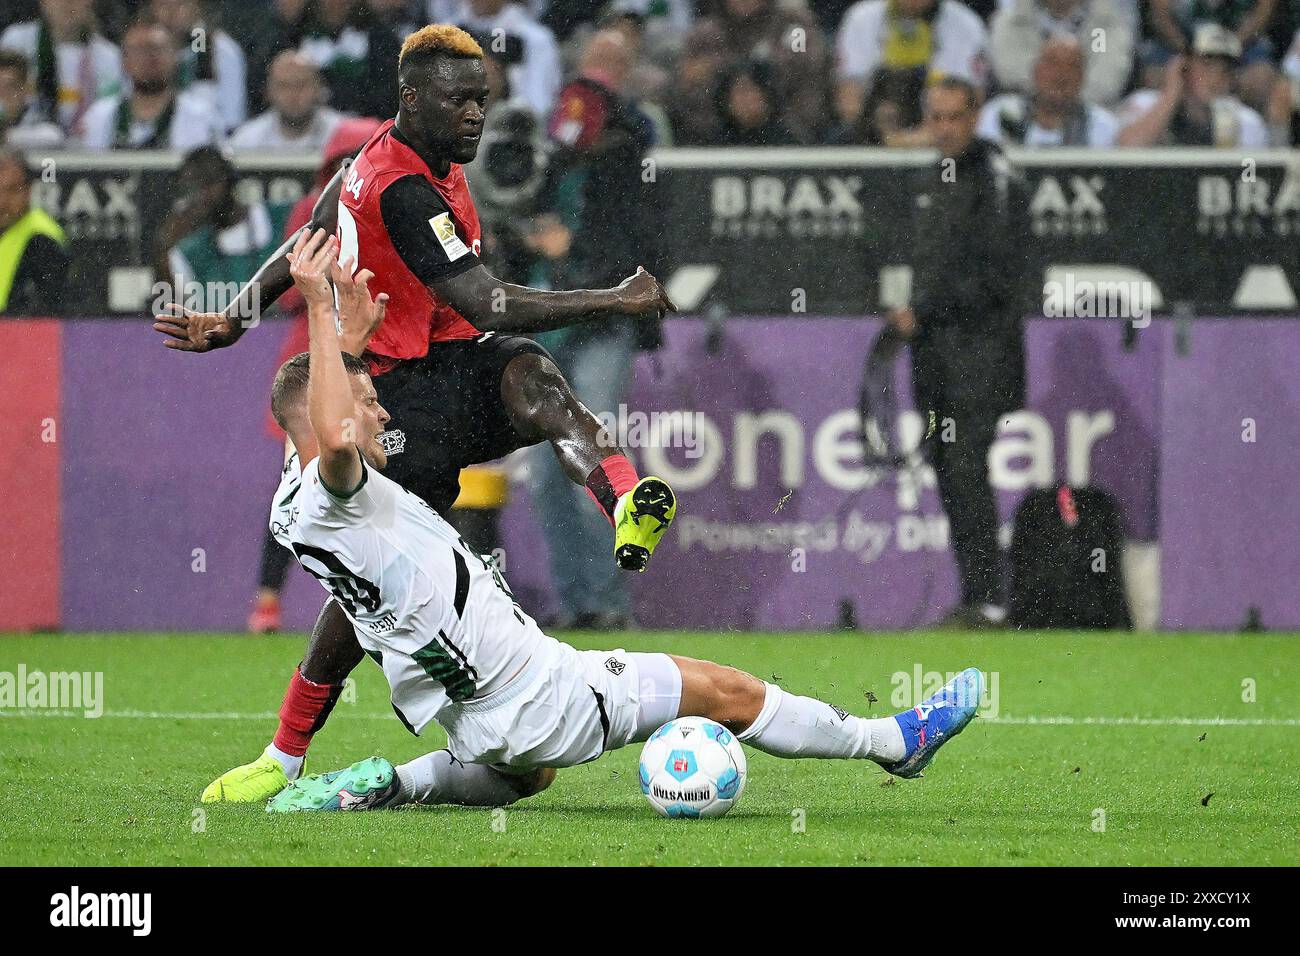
[371,332,554,514]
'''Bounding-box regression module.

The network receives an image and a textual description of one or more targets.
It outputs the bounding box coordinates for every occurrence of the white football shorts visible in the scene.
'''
[435,637,683,772]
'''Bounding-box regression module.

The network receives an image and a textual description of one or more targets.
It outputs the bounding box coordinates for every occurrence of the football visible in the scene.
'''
[638,717,748,818]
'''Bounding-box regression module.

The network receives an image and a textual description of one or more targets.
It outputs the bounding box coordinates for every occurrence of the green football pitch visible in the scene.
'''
[1,631,1296,867]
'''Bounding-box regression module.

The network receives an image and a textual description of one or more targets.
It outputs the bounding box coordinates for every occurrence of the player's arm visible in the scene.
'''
[381,175,674,334]
[437,264,672,333]
[288,228,364,494]
[153,163,350,353]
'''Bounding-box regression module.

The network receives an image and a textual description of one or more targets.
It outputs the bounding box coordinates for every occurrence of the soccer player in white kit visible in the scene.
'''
[266,229,985,813]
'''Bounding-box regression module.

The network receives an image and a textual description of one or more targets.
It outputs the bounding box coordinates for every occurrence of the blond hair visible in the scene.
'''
[399,24,483,67]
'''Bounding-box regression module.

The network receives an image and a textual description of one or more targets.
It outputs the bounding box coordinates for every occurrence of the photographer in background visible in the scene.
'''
[889,77,1029,630]
[528,27,663,630]
[464,53,552,284]
[0,148,68,315]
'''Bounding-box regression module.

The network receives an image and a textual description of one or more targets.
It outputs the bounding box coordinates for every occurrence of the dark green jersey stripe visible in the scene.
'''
[411,630,477,702]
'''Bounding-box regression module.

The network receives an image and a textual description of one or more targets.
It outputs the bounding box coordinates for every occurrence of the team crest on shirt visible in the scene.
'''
[428,212,470,261]
[378,429,406,455]
[605,657,625,676]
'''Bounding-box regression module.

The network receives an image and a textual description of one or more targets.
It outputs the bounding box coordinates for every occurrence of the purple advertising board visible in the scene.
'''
[27,316,1300,632]
[1157,322,1300,630]
[503,318,1165,630]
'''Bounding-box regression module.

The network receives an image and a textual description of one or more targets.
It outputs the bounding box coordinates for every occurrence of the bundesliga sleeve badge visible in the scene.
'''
[429,212,470,261]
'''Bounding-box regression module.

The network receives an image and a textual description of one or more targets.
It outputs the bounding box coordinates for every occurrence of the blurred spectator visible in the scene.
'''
[1149,0,1281,115]
[672,0,832,144]
[1149,0,1278,59]
[0,0,124,136]
[248,116,383,633]
[989,0,1134,105]
[149,0,248,133]
[537,0,693,45]
[1280,26,1300,140]
[274,0,373,114]
[809,0,863,35]
[600,0,694,56]
[829,62,928,142]
[0,49,65,148]
[890,77,1029,629]
[979,35,1119,146]
[427,0,562,119]
[716,59,797,144]
[154,145,295,298]
[528,26,662,630]
[546,26,660,291]
[0,2,41,35]
[1117,25,1268,146]
[667,16,727,143]
[78,19,224,150]
[835,0,988,135]
[275,0,414,120]
[227,50,345,151]
[0,149,68,315]
[336,0,420,119]
[600,8,673,140]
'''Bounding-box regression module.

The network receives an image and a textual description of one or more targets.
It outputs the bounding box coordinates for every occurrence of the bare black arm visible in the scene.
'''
[221,163,350,342]
[433,263,672,334]
[154,163,350,353]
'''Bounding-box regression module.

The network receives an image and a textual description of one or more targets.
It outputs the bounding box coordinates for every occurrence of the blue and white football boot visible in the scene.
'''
[266,756,400,812]
[882,667,985,779]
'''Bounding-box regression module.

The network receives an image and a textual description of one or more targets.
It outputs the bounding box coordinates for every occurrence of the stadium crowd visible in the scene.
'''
[2,0,1300,152]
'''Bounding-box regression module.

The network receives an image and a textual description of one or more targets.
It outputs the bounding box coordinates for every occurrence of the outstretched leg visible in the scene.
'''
[669,657,905,764]
[668,656,984,778]
[500,352,676,572]
[265,654,985,812]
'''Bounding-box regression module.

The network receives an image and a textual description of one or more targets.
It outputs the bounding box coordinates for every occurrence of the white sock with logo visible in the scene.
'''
[265,743,303,781]
[736,683,906,764]
[394,750,531,807]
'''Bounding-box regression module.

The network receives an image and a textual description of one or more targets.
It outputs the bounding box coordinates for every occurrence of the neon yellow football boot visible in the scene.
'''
[613,476,677,572]
[201,750,295,804]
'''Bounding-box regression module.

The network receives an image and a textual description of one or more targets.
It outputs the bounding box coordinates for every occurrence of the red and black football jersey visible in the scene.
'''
[338,119,484,371]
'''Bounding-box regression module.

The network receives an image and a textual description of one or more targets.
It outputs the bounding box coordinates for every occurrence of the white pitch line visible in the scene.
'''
[1,710,1297,727]
[0,709,390,720]
[983,715,1300,727]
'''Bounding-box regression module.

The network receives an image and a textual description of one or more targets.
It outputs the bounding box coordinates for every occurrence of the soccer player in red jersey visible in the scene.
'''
[153,26,678,801]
